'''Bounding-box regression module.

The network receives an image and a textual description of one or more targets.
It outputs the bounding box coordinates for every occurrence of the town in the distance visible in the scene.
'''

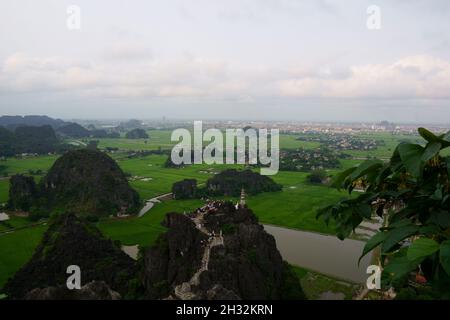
[0,114,449,300]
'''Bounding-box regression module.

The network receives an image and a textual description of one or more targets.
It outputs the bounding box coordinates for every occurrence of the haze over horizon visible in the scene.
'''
[1,0,450,122]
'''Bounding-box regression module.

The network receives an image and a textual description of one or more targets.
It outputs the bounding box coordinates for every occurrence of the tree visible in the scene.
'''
[317,128,450,298]
[307,169,328,184]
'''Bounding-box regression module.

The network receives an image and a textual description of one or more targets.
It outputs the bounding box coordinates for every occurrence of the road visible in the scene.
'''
[138,193,173,217]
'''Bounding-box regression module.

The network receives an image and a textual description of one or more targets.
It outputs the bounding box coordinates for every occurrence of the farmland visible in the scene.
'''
[0,128,433,289]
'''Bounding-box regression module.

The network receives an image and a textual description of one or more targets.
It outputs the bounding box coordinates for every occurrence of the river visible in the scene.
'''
[263,224,372,283]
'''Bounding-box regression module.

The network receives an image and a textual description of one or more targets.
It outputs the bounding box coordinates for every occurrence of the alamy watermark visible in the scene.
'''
[67,5,81,30]
[366,265,381,290]
[66,265,81,290]
[170,121,279,175]
[367,5,381,30]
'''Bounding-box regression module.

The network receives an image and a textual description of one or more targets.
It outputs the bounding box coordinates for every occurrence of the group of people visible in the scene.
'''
[186,200,226,219]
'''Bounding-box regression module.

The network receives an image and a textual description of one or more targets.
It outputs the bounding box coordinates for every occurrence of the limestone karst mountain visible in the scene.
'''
[8,149,140,217]
[141,201,305,300]
[2,213,136,299]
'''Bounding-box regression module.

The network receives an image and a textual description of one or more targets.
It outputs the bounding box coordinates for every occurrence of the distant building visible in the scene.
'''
[0,212,10,221]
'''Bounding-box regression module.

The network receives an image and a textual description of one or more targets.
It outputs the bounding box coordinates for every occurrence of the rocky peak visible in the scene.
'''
[141,201,305,300]
[3,213,136,299]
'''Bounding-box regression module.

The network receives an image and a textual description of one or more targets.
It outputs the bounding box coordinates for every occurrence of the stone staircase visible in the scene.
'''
[173,208,224,300]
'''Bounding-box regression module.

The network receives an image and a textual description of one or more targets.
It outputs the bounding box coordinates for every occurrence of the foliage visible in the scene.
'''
[172,179,197,199]
[306,169,329,185]
[317,128,450,297]
[280,148,340,172]
[56,122,90,138]
[206,169,282,197]
[125,128,149,139]
[0,125,66,157]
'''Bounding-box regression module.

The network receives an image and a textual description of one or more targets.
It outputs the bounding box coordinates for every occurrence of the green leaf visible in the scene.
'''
[407,238,440,262]
[418,127,439,143]
[430,186,443,201]
[429,207,450,230]
[349,159,383,181]
[398,143,424,177]
[447,157,450,176]
[359,231,388,264]
[354,203,372,219]
[382,225,419,253]
[384,256,420,281]
[440,240,450,276]
[331,166,356,190]
[422,142,441,162]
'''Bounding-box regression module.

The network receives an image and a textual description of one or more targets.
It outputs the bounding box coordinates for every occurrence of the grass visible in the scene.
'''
[292,265,358,300]
[97,199,203,248]
[118,154,243,199]
[0,225,47,290]
[246,171,345,234]
[0,216,35,232]
[279,135,321,150]
[97,130,175,151]
[0,155,58,176]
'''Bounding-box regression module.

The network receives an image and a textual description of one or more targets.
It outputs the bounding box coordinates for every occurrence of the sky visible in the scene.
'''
[0,0,450,123]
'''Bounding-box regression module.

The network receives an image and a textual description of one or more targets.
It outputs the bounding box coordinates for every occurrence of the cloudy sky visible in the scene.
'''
[0,0,450,123]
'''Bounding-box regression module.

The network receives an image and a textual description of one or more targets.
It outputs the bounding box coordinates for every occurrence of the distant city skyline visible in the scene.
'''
[1,1,450,122]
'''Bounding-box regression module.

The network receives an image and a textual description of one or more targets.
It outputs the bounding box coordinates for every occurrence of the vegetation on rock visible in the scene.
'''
[8,149,140,217]
[125,128,149,139]
[206,169,282,197]
[2,213,136,299]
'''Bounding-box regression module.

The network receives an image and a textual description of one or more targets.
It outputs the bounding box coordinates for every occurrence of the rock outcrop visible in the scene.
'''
[172,179,198,199]
[206,169,282,197]
[2,213,136,299]
[8,174,38,211]
[141,202,305,300]
[125,128,148,139]
[25,281,121,300]
[39,149,139,216]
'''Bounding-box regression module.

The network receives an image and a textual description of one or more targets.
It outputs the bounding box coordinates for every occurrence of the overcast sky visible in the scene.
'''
[0,0,450,123]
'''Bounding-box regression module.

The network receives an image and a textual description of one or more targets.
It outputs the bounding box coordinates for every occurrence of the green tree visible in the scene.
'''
[317,128,450,298]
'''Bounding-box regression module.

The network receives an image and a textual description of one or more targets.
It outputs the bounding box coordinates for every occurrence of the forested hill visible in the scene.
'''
[0,125,65,157]
[0,115,66,129]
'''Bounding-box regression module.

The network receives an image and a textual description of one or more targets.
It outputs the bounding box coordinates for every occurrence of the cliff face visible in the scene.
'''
[206,169,282,197]
[3,213,136,299]
[172,179,197,199]
[141,202,305,300]
[8,174,38,211]
[40,149,140,216]
[7,150,140,217]
[24,281,121,300]
[125,128,149,139]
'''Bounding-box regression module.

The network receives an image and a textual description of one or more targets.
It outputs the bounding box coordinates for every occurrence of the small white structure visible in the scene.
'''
[0,212,10,221]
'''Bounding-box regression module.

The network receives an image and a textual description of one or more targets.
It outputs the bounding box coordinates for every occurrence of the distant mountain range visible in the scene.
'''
[0,115,66,130]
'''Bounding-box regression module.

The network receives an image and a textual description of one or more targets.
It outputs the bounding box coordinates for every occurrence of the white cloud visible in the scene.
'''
[1,53,450,101]
[278,55,450,99]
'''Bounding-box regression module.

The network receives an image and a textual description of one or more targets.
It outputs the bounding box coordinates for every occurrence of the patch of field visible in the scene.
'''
[246,171,343,234]
[97,199,203,248]
[0,225,47,290]
[292,265,358,300]
[0,216,34,232]
[279,135,321,150]
[344,133,421,159]
[0,155,58,176]
[97,130,174,151]
[118,154,244,199]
